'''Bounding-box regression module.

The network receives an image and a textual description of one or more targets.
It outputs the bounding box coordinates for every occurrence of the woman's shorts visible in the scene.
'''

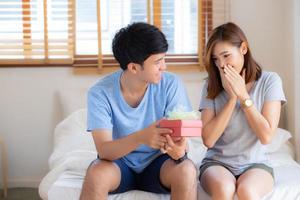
[199,160,274,181]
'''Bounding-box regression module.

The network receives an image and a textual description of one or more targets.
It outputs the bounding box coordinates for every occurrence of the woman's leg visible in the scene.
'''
[236,168,274,200]
[200,165,236,200]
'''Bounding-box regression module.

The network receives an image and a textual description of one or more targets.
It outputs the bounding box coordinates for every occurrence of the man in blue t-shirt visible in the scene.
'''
[80,22,197,200]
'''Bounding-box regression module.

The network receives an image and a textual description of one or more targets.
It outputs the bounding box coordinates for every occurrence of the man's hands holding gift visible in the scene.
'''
[139,120,172,150]
[160,134,187,160]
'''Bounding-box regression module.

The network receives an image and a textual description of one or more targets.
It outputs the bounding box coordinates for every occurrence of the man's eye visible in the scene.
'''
[224,54,230,58]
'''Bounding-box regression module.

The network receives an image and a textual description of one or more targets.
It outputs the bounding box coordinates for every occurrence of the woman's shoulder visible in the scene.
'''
[259,70,282,83]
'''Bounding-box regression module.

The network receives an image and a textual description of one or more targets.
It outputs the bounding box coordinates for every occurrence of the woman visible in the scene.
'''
[199,22,286,200]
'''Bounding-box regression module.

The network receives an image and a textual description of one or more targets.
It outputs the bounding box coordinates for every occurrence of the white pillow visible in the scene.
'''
[49,108,96,170]
[188,138,207,168]
[266,128,292,153]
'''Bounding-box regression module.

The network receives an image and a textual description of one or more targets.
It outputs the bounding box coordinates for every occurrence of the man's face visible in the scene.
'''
[136,52,167,84]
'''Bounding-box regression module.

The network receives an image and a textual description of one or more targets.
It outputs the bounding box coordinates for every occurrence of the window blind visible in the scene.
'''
[0,0,75,65]
[0,0,229,69]
[74,0,211,70]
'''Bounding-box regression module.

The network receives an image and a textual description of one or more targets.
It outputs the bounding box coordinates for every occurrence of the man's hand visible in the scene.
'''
[162,135,187,160]
[138,120,171,149]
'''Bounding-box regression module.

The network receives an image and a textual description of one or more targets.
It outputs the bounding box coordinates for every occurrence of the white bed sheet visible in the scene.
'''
[47,145,300,200]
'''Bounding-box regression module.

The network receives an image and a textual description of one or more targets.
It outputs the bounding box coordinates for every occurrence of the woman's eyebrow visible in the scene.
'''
[212,50,229,58]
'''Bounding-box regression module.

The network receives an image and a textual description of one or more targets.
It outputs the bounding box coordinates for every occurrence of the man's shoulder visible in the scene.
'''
[162,71,178,79]
[89,70,121,95]
[161,71,180,85]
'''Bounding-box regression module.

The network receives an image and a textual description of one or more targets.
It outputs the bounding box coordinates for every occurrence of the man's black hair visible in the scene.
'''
[112,22,168,70]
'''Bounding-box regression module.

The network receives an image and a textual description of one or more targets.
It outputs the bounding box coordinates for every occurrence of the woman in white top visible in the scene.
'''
[199,22,286,200]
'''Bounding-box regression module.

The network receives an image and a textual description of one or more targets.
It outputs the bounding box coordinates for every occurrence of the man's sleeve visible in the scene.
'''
[164,75,192,114]
[87,88,113,132]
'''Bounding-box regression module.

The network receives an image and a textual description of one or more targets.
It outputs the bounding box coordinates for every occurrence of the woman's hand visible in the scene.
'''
[219,65,237,99]
[223,65,249,100]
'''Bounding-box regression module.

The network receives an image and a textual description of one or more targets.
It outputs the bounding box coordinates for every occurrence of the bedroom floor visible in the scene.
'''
[0,188,41,200]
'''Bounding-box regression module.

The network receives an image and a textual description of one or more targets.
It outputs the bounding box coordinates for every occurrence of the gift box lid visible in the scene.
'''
[159,119,202,128]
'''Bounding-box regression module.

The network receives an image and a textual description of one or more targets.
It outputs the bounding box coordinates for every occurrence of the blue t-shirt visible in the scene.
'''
[87,70,192,173]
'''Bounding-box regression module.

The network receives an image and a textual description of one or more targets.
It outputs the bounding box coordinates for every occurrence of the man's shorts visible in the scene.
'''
[199,160,274,181]
[109,154,171,194]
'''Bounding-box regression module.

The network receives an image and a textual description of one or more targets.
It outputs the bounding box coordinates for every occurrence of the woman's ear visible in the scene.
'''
[240,42,248,55]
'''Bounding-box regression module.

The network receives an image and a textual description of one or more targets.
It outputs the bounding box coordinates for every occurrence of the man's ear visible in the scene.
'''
[127,63,138,74]
[127,62,143,73]
[240,42,248,55]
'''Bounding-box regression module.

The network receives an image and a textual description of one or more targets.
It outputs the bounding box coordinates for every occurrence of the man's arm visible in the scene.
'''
[92,121,172,161]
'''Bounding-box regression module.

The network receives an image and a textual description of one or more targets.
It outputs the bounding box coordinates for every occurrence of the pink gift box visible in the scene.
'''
[159,119,202,137]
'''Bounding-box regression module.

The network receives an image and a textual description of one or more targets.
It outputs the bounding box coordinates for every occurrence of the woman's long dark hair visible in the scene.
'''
[204,22,261,99]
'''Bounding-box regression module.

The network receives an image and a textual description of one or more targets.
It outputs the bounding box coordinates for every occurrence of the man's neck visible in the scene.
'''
[120,71,148,107]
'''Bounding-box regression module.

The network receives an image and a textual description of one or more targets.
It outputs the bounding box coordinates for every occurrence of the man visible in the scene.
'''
[80,22,197,200]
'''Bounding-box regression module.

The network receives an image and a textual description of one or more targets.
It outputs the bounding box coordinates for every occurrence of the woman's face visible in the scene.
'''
[212,41,247,74]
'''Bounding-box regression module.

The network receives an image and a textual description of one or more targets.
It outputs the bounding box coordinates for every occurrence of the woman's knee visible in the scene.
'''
[202,173,235,199]
[236,183,258,200]
[213,181,235,199]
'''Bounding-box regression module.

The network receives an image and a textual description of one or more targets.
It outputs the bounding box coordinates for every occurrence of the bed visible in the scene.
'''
[39,109,300,200]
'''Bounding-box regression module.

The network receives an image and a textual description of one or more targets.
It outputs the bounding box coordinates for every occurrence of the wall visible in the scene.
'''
[0,68,99,187]
[294,0,300,161]
[0,0,298,187]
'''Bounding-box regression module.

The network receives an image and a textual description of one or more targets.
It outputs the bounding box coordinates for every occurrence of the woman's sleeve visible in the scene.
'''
[264,72,287,105]
[199,81,215,112]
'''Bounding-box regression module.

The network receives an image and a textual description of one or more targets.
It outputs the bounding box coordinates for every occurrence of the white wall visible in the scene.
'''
[294,0,300,161]
[0,0,298,188]
[0,68,100,187]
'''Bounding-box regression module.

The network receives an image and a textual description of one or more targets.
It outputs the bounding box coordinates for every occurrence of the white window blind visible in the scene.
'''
[0,0,75,65]
[75,0,197,55]
[74,0,206,69]
[0,0,229,69]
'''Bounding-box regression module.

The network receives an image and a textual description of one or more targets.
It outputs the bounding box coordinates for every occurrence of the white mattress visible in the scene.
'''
[47,150,300,200]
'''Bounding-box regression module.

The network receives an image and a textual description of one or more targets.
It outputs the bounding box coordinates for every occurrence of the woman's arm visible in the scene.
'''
[201,97,236,148]
[242,101,281,144]
[223,65,282,144]
[201,66,239,148]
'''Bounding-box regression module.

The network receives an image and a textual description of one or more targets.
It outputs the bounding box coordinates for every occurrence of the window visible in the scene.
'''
[0,0,74,65]
[0,0,221,70]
